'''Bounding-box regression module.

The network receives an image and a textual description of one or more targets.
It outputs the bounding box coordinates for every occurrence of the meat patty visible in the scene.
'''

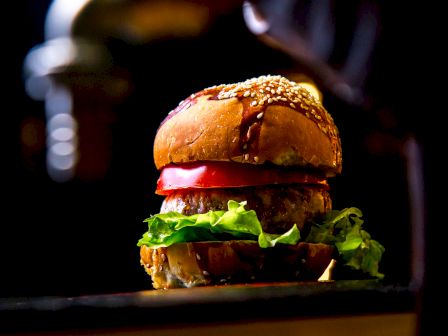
[160,185,332,234]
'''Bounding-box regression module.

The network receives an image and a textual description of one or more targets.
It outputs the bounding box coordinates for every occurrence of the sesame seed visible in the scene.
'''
[244,154,249,161]
[290,103,296,108]
[196,253,201,260]
[251,92,256,97]
[257,112,264,119]
[268,98,273,104]
[254,156,259,162]
[203,270,210,276]
[251,101,258,106]
[243,91,250,97]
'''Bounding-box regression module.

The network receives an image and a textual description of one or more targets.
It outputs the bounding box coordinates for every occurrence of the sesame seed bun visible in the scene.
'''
[140,241,335,289]
[154,75,342,176]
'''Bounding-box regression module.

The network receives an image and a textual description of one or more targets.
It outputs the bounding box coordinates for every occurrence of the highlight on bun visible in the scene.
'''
[153,75,342,176]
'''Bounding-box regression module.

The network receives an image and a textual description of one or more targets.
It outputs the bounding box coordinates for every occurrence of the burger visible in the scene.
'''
[138,75,384,289]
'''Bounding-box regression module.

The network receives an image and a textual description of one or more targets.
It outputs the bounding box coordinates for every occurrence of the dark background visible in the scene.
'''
[3,0,433,313]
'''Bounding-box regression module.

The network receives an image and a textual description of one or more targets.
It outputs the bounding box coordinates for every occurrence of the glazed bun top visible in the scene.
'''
[153,75,342,176]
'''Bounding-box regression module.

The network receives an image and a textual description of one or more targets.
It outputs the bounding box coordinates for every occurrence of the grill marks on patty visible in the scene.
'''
[160,185,332,234]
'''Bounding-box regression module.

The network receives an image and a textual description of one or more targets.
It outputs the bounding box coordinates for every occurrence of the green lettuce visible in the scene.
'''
[137,200,300,249]
[138,201,384,279]
[306,208,385,279]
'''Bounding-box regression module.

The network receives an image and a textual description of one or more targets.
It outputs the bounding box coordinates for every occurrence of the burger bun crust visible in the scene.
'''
[140,241,335,289]
[154,75,342,176]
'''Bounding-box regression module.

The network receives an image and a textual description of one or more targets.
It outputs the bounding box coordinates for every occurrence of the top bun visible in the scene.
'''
[154,75,342,176]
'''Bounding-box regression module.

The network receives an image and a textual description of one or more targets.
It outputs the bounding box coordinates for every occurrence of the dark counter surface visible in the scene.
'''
[0,280,414,333]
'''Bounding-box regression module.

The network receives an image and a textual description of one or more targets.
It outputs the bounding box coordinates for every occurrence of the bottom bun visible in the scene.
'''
[140,241,335,289]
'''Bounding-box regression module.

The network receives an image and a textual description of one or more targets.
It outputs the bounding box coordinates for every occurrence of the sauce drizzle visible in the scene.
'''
[160,75,341,166]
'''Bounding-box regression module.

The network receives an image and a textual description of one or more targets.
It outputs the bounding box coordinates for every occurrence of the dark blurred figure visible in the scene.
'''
[244,2,433,334]
[4,0,296,297]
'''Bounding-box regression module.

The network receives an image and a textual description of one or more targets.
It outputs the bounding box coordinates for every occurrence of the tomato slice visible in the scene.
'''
[156,162,327,195]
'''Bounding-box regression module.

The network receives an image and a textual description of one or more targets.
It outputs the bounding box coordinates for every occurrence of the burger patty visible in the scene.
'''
[160,185,332,234]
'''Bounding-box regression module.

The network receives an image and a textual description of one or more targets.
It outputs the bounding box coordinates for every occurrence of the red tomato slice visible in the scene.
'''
[156,162,327,195]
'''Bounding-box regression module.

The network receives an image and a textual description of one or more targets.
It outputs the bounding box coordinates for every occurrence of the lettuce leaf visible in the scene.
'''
[137,200,300,249]
[137,201,384,279]
[305,208,385,279]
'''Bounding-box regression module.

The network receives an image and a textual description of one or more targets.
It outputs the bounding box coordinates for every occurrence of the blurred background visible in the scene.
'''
[4,1,432,320]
